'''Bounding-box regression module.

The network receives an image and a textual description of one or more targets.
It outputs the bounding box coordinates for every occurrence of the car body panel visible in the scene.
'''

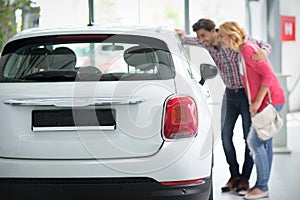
[0,80,176,159]
[0,24,224,199]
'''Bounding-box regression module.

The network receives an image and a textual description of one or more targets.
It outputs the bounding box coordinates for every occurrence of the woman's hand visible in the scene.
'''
[250,86,269,116]
[250,101,261,116]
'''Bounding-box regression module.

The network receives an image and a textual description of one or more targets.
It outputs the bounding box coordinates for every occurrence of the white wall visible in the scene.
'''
[281,0,300,112]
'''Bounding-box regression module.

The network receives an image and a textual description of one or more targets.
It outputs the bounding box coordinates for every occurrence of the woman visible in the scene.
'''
[218,21,285,199]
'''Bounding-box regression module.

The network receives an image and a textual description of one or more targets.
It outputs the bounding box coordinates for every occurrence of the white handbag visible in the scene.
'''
[251,103,283,140]
[241,55,283,140]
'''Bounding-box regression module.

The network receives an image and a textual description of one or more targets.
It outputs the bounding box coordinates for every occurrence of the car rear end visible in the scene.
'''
[0,26,214,199]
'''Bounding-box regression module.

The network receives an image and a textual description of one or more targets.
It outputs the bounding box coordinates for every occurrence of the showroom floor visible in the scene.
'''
[213,112,300,200]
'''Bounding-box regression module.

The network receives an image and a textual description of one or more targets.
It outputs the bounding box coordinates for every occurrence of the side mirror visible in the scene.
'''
[199,63,218,85]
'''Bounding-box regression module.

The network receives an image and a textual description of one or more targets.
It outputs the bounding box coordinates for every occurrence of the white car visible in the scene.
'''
[0,25,223,199]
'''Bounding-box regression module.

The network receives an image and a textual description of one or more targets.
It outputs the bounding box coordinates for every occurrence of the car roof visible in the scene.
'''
[8,24,176,43]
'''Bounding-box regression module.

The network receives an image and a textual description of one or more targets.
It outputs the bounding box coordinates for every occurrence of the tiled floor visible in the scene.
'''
[213,112,300,200]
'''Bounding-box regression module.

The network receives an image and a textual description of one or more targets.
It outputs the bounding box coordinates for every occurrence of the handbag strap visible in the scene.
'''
[240,54,272,105]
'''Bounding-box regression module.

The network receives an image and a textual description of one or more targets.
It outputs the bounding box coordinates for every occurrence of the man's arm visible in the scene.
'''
[246,36,272,61]
[175,29,204,47]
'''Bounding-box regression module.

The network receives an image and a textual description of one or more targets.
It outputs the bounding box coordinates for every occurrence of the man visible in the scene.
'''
[176,18,272,194]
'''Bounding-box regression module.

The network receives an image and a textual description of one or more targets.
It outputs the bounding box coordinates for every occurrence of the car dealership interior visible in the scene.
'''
[1,0,299,199]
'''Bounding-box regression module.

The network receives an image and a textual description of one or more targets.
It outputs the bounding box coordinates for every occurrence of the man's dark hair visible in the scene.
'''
[192,18,216,32]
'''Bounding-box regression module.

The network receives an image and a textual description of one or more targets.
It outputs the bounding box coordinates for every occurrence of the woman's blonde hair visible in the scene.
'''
[219,21,246,50]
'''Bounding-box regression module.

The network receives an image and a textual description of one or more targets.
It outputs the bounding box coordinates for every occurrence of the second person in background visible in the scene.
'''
[218,21,285,200]
[176,18,272,195]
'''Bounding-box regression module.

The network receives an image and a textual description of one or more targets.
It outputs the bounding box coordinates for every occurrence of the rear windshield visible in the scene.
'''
[0,34,175,82]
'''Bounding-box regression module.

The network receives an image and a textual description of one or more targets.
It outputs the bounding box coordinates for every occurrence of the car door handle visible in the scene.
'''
[3,97,147,107]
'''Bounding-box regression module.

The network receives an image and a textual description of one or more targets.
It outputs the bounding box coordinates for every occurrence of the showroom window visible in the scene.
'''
[34,0,245,31]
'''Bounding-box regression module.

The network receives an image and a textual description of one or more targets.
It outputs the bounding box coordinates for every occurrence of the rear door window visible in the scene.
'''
[0,35,175,82]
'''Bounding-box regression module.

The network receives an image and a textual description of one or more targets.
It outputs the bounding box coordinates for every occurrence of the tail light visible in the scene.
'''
[163,96,198,140]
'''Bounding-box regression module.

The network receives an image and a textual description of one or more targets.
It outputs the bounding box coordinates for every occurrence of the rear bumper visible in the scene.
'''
[0,177,212,200]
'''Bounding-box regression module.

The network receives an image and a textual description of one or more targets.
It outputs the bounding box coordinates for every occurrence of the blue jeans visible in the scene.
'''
[247,104,284,191]
[221,88,253,179]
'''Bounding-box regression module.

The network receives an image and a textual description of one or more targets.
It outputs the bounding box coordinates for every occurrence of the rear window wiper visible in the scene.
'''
[24,70,77,81]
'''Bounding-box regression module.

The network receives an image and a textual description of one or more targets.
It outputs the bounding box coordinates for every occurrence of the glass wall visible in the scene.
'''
[93,0,184,28]
[189,0,245,32]
[34,0,245,32]
[35,0,89,27]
